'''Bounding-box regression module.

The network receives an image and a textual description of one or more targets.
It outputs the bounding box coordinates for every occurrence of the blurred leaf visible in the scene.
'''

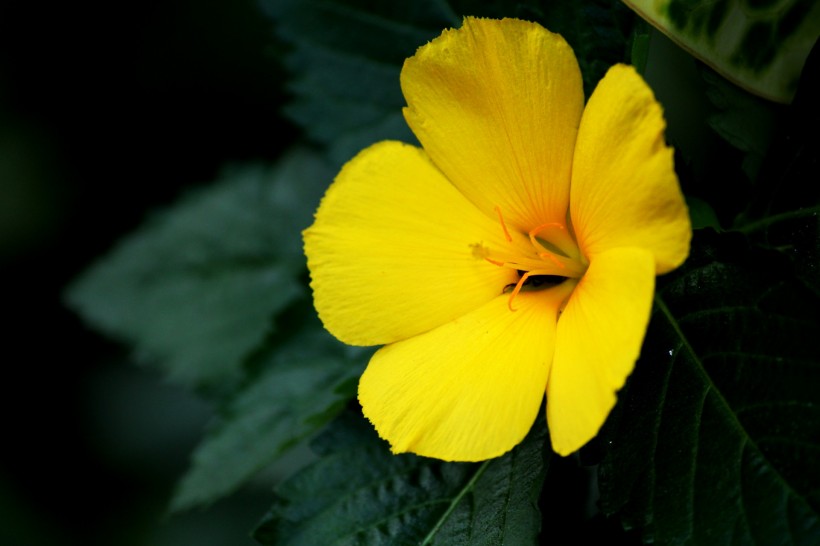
[701,67,779,181]
[733,53,820,294]
[623,0,820,103]
[263,0,637,163]
[66,149,333,390]
[629,19,652,74]
[171,323,368,512]
[686,195,722,230]
[253,411,549,545]
[598,230,820,544]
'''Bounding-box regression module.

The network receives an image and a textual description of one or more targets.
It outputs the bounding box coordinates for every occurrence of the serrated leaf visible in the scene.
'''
[598,230,820,544]
[170,323,368,512]
[623,0,820,103]
[429,418,548,546]
[66,149,333,389]
[264,0,638,162]
[253,411,549,546]
[262,0,453,163]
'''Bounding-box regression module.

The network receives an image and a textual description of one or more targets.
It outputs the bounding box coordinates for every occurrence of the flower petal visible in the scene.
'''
[547,247,655,456]
[401,17,584,233]
[570,64,691,274]
[359,286,573,462]
[304,140,518,347]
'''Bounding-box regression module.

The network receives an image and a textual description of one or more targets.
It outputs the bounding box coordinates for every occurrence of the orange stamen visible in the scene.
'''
[507,274,529,312]
[494,206,513,243]
[529,222,565,252]
[539,253,566,268]
[507,268,559,312]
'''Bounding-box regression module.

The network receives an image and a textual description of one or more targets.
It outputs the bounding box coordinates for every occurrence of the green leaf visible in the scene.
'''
[686,195,722,231]
[66,149,333,390]
[253,411,549,545]
[598,230,820,544]
[732,63,820,294]
[264,0,638,163]
[262,0,453,163]
[623,0,820,103]
[537,0,638,96]
[701,66,779,181]
[629,19,652,74]
[170,322,368,512]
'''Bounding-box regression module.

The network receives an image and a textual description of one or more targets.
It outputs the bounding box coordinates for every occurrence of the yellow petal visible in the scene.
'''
[401,17,584,234]
[547,247,655,456]
[360,286,574,462]
[570,64,691,274]
[304,140,518,347]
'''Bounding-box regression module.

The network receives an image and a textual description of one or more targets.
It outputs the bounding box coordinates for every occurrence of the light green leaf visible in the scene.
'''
[66,149,333,389]
[623,0,820,103]
[253,411,549,546]
[170,324,367,512]
[598,230,820,544]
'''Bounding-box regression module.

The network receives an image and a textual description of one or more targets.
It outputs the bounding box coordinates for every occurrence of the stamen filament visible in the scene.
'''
[485,205,587,310]
[494,206,513,242]
[528,222,565,254]
[508,268,559,311]
[539,253,565,269]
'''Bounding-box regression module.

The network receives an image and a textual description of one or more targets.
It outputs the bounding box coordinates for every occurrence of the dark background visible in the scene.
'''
[0,1,296,544]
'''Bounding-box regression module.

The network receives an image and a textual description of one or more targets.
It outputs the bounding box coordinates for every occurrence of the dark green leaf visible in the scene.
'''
[254,411,549,545]
[66,149,333,390]
[262,0,454,163]
[599,230,820,544]
[733,53,820,294]
[429,418,548,546]
[170,323,368,512]
[686,195,722,230]
[536,0,638,96]
[629,19,652,74]
[264,0,638,163]
[702,66,779,181]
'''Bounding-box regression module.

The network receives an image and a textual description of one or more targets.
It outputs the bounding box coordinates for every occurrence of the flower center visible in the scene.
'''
[486,206,586,311]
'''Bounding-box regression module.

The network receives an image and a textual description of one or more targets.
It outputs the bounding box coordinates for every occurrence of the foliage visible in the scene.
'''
[598,230,820,544]
[65,0,820,544]
[253,410,549,546]
[622,0,820,103]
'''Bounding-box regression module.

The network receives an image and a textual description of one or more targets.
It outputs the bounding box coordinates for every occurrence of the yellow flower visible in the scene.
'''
[303,17,691,461]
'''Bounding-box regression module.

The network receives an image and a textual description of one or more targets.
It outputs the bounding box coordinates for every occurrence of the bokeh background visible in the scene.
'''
[0,1,296,544]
